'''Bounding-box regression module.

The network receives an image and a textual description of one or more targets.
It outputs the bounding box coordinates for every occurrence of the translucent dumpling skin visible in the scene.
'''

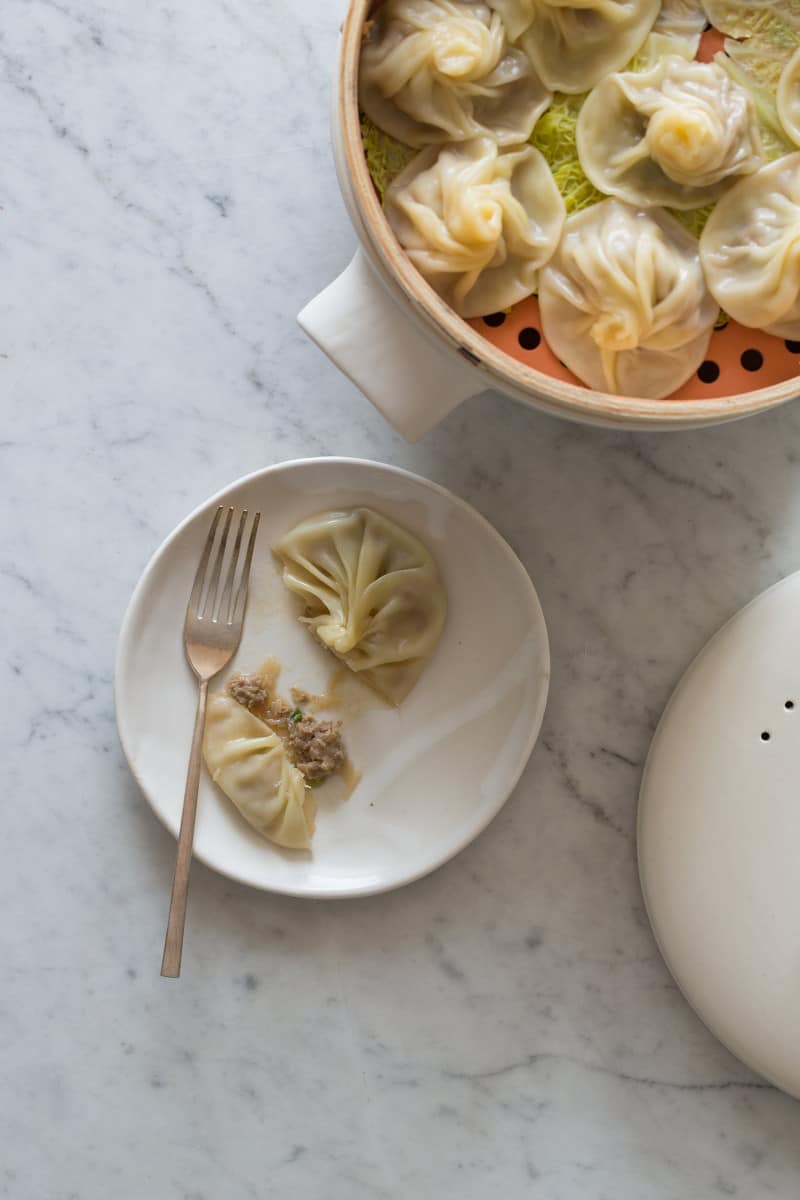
[539,199,718,397]
[577,56,763,209]
[203,694,314,849]
[384,136,565,316]
[700,0,790,38]
[653,0,706,43]
[700,153,800,338]
[486,0,660,93]
[273,508,447,705]
[778,47,800,148]
[359,0,551,147]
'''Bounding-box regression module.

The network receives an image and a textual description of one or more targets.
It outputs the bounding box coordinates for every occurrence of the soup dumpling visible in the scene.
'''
[778,47,800,148]
[203,693,315,850]
[274,508,447,706]
[539,199,718,397]
[486,0,660,93]
[700,0,792,39]
[577,56,763,210]
[653,0,706,44]
[359,0,551,148]
[700,153,800,339]
[384,136,565,317]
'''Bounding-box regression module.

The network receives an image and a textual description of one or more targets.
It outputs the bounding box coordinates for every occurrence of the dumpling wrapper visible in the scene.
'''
[701,0,800,39]
[487,0,660,93]
[539,199,717,397]
[359,0,551,148]
[699,152,800,338]
[653,0,706,45]
[577,56,763,209]
[203,693,315,850]
[778,46,800,147]
[273,508,447,706]
[629,30,701,69]
[385,136,565,317]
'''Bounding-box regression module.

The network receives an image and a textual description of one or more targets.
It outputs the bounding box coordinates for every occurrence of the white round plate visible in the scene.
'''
[639,571,800,1098]
[116,458,550,898]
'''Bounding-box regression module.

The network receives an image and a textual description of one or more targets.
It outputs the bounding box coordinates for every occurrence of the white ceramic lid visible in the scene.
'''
[639,571,800,1098]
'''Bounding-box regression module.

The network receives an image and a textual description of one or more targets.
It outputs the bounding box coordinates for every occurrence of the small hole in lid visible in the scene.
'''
[785,700,795,710]
[761,731,771,741]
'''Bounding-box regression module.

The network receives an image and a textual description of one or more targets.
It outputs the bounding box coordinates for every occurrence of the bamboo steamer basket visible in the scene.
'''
[298,0,800,441]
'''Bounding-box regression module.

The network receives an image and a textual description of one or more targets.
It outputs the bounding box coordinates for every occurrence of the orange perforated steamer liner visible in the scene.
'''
[468,27,800,402]
[468,299,800,401]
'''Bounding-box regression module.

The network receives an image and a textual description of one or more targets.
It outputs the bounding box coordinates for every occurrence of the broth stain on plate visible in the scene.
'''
[294,666,392,719]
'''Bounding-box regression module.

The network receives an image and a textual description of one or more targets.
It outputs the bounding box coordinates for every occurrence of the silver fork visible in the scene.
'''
[161,504,261,978]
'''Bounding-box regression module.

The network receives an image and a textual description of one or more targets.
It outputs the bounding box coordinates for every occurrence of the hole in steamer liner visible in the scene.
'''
[697,360,720,384]
[761,731,771,741]
[740,349,763,372]
[518,327,541,351]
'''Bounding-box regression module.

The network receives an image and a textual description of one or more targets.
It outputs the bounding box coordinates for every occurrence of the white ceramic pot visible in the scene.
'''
[298,0,800,441]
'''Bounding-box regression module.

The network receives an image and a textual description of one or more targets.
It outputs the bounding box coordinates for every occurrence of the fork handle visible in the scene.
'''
[161,678,209,978]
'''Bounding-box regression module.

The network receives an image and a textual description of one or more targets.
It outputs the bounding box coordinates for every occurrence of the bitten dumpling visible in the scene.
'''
[203,693,315,849]
[700,153,800,339]
[273,509,446,705]
[486,0,660,93]
[577,57,763,210]
[384,136,565,317]
[359,0,551,148]
[539,200,718,397]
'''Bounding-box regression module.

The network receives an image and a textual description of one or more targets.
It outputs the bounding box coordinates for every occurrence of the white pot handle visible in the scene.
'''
[298,249,483,442]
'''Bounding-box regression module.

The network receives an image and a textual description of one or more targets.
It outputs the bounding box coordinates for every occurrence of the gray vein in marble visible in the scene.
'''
[541,735,632,839]
[447,1052,773,1091]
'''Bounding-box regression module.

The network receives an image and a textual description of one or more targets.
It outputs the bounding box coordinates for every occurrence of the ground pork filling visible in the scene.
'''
[227,673,269,709]
[227,673,346,783]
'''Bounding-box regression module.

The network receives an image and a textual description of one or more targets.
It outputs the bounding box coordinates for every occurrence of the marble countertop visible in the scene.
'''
[3,1,800,1196]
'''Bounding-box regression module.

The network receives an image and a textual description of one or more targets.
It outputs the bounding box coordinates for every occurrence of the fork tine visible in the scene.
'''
[231,511,260,627]
[200,506,234,620]
[217,509,247,625]
[186,506,223,618]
